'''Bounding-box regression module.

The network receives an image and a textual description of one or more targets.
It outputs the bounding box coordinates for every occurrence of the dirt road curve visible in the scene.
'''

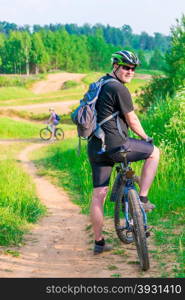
[0,142,161,278]
[31,72,85,94]
[1,72,86,114]
[1,100,79,115]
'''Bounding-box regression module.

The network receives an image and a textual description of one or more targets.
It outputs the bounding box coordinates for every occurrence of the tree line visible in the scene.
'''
[137,15,185,109]
[0,21,170,74]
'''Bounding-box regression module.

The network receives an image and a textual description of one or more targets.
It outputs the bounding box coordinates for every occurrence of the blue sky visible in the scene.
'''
[0,0,185,35]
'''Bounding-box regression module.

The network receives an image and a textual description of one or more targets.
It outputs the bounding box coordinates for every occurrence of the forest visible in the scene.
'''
[0,21,170,74]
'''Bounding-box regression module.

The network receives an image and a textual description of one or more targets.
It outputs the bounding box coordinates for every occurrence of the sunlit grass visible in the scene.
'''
[0,143,46,245]
[0,87,36,101]
[0,117,42,138]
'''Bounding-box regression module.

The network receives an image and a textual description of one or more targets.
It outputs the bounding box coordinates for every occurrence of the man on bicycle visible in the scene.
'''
[88,50,160,255]
[47,107,59,140]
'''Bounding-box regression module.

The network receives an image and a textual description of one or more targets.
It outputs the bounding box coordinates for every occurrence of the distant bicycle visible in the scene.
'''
[40,125,64,141]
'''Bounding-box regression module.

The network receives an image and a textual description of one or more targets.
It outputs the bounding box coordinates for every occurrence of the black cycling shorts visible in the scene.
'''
[88,137,154,188]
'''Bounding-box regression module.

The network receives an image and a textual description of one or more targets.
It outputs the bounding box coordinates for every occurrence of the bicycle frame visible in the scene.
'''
[117,158,148,232]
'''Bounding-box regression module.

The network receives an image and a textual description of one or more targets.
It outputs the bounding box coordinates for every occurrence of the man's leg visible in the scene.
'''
[90,186,113,254]
[90,186,108,241]
[139,146,160,197]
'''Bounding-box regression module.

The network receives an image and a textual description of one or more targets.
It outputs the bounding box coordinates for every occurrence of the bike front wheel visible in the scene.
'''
[40,128,52,140]
[128,189,150,271]
[55,128,64,140]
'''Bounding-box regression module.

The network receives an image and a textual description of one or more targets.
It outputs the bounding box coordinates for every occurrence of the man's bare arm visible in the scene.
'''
[124,110,148,140]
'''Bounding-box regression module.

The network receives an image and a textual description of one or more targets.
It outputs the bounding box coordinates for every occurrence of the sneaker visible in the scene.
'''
[93,243,113,255]
[142,201,156,212]
[140,196,155,212]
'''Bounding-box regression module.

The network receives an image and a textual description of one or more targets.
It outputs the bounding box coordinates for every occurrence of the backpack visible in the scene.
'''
[71,76,124,154]
[55,114,61,122]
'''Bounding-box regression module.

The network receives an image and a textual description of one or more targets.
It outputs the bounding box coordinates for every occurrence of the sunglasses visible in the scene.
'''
[121,65,136,71]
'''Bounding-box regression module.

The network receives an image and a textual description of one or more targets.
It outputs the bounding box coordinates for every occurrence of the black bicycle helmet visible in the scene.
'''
[111,50,140,66]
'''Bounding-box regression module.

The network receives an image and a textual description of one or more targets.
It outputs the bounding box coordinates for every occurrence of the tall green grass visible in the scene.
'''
[0,144,46,245]
[0,74,45,88]
[140,91,185,217]
[0,87,35,101]
[0,117,42,138]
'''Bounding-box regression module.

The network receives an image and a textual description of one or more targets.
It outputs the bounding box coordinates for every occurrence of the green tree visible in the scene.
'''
[1,31,24,73]
[149,49,165,70]
[137,50,148,69]
[87,30,116,71]
[30,32,49,73]
[0,33,5,69]
[165,15,185,89]
[21,31,31,75]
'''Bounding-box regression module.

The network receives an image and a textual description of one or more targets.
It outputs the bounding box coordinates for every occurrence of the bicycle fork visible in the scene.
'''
[123,183,148,234]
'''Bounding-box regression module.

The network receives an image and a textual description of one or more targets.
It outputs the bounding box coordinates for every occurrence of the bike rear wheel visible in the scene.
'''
[128,189,150,271]
[40,128,52,140]
[113,174,134,244]
[55,128,64,140]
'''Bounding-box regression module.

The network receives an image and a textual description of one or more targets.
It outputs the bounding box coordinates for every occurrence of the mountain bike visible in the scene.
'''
[40,125,64,141]
[110,147,150,271]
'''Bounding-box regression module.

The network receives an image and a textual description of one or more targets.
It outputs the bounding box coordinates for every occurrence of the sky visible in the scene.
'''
[0,0,185,36]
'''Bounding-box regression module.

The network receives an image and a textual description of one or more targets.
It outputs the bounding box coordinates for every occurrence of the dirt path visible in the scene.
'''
[0,142,162,278]
[0,100,79,115]
[31,72,85,94]
[0,72,86,114]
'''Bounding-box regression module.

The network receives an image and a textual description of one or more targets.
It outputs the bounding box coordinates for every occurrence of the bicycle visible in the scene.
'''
[40,125,64,141]
[110,147,150,271]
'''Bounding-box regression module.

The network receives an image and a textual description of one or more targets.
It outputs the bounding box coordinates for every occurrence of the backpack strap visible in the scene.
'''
[87,78,118,104]
[116,116,126,140]
[98,111,119,127]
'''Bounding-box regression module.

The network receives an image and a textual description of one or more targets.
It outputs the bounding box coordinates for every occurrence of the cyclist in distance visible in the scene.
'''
[47,107,59,140]
[88,50,160,255]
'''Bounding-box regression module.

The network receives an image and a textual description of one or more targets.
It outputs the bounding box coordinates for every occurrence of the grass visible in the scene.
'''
[0,143,46,246]
[0,87,36,101]
[0,117,42,139]
[126,78,148,94]
[135,69,165,76]
[0,116,75,142]
[0,74,45,88]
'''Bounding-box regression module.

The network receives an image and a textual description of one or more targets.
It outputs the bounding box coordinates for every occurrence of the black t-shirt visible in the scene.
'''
[96,74,134,150]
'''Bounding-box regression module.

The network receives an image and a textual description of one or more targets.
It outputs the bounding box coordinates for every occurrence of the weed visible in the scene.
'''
[4,249,20,257]
[107,265,118,271]
[111,273,121,278]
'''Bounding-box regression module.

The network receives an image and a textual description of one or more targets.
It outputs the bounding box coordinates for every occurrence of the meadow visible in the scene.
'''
[0,70,149,107]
